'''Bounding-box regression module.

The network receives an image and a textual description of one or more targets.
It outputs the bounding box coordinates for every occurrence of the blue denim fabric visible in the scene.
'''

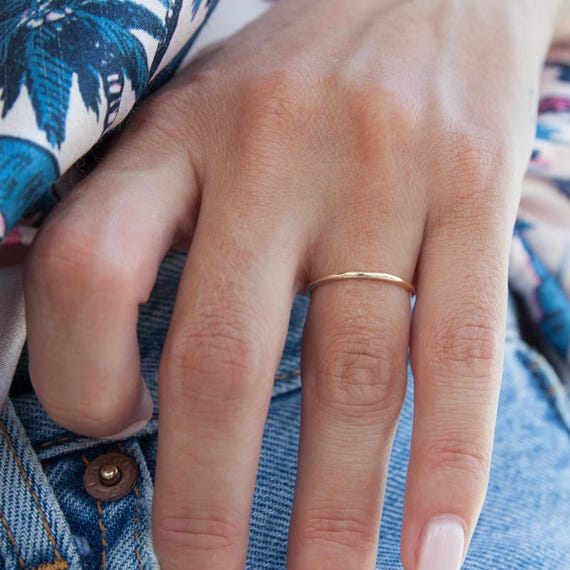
[1,251,570,569]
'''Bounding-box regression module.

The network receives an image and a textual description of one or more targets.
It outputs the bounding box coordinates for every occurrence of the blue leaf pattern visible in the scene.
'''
[25,33,74,147]
[0,137,60,229]
[515,223,570,360]
[0,0,218,235]
[1,0,165,147]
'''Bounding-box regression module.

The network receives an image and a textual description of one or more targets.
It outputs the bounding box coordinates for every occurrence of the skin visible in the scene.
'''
[22,0,565,568]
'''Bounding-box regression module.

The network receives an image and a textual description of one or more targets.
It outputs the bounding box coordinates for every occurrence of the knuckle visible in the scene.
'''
[125,75,214,163]
[27,221,134,297]
[423,438,491,482]
[300,507,378,552]
[27,223,87,285]
[313,329,404,416]
[436,129,510,211]
[42,396,130,437]
[342,80,417,162]
[428,306,503,378]
[120,111,188,167]
[164,308,264,404]
[154,513,242,555]
[444,129,505,186]
[239,67,315,139]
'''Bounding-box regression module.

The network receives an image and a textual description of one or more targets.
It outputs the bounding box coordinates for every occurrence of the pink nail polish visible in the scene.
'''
[417,516,465,570]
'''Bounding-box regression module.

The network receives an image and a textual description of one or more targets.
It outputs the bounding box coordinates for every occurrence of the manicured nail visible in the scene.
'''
[105,418,149,440]
[137,383,155,418]
[105,383,153,440]
[417,516,465,570]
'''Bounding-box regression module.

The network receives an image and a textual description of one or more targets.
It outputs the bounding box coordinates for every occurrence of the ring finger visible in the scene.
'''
[288,217,421,569]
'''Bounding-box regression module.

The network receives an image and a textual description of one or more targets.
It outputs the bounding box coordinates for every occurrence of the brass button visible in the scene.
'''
[83,452,138,501]
[99,464,120,485]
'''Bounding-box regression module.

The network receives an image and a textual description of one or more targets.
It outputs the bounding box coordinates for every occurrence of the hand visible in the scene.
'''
[23,1,559,568]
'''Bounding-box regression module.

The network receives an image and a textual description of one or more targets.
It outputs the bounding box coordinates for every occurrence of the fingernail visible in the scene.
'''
[137,383,155,417]
[417,516,465,570]
[105,383,154,440]
[105,418,149,440]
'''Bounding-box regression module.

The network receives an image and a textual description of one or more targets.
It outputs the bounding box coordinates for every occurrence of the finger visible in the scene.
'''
[24,120,198,438]
[288,234,418,569]
[402,205,513,570]
[152,196,301,569]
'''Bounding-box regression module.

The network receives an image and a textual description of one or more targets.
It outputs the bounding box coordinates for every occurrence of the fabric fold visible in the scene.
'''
[0,266,26,409]
[0,0,218,237]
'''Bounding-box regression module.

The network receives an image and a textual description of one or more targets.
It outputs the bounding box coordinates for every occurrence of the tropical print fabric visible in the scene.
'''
[0,1,569,396]
[510,42,570,386]
[0,0,218,235]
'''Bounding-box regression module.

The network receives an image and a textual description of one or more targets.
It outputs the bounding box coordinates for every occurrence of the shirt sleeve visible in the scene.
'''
[0,0,219,238]
[509,45,570,389]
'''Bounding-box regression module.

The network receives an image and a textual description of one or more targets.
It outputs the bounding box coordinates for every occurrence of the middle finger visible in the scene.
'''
[152,193,302,569]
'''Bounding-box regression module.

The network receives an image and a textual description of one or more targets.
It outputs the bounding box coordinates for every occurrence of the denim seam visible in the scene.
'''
[0,420,64,564]
[514,342,570,433]
[0,505,26,569]
[81,453,108,570]
[116,441,144,570]
[275,368,301,382]
[33,562,70,570]
[37,436,75,449]
[95,500,107,570]
[134,486,143,570]
[516,345,569,398]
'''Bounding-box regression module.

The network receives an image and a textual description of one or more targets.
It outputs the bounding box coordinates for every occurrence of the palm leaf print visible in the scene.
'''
[0,0,165,148]
[25,34,74,147]
[0,136,60,230]
[149,0,212,78]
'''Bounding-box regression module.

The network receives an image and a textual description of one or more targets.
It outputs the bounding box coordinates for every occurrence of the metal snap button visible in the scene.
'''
[83,452,138,501]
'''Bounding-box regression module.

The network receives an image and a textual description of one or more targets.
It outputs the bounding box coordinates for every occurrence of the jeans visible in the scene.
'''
[1,251,570,569]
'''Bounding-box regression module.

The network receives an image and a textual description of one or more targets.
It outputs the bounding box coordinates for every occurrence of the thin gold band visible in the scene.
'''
[305,271,416,297]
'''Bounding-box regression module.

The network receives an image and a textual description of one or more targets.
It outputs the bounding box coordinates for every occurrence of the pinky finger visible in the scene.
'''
[402,214,513,570]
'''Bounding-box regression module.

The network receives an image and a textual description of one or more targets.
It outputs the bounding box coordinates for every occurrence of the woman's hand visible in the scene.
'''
[23,1,561,568]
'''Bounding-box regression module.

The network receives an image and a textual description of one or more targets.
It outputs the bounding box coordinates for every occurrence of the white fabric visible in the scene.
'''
[0,266,26,408]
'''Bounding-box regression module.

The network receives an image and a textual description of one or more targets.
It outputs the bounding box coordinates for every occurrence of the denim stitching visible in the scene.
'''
[37,436,74,449]
[544,383,567,396]
[0,505,26,569]
[519,349,563,396]
[275,368,301,382]
[134,486,143,570]
[515,343,570,432]
[525,358,567,395]
[33,562,69,569]
[115,442,144,570]
[95,500,107,570]
[81,454,108,570]
[0,420,63,562]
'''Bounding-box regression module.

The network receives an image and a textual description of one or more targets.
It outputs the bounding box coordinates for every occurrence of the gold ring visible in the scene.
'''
[305,271,415,297]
